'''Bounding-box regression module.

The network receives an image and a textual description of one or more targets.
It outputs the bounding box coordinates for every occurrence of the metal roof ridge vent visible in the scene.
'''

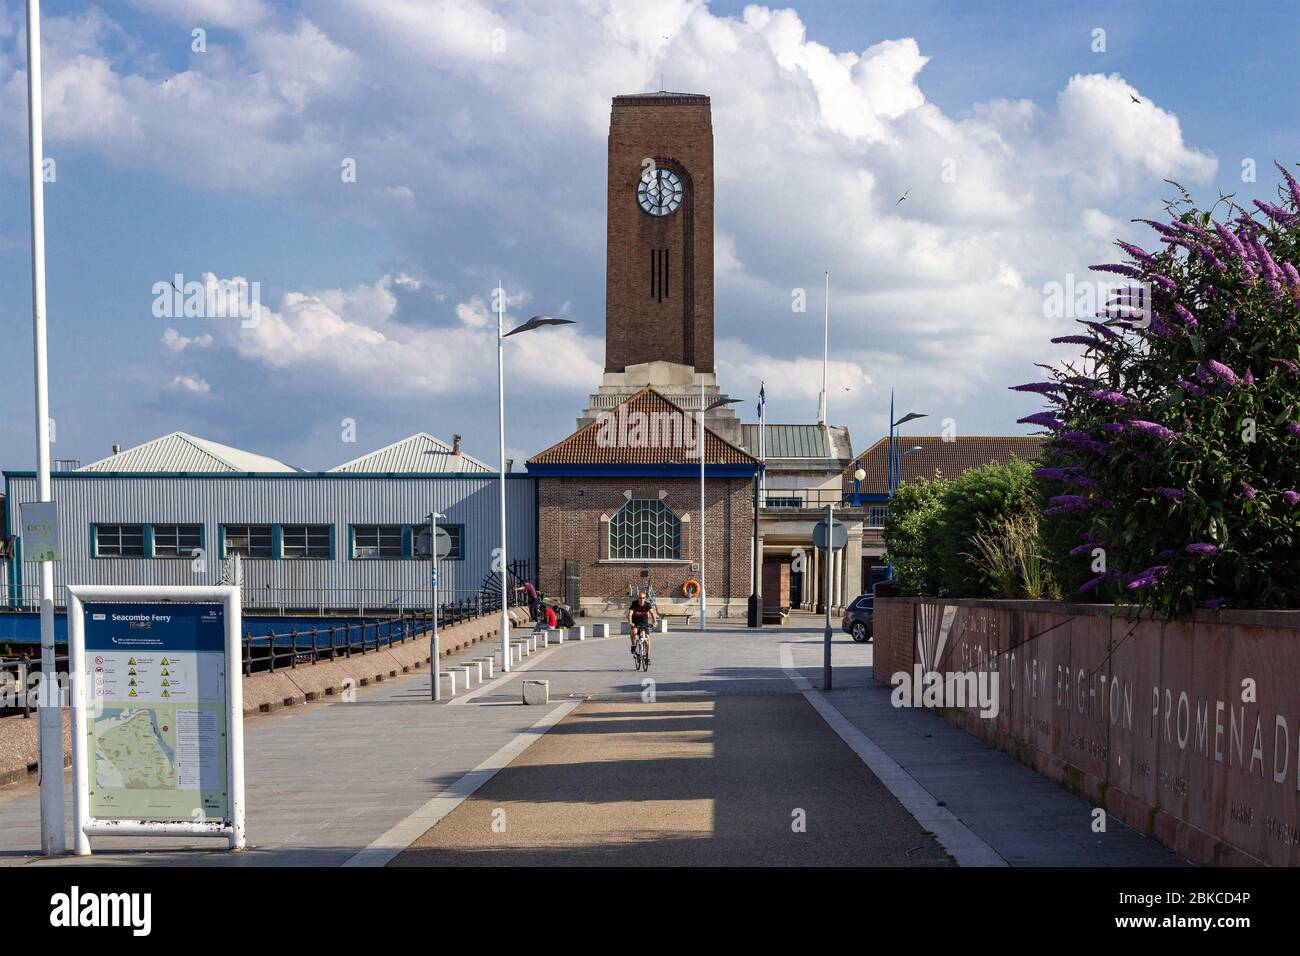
[452,434,462,454]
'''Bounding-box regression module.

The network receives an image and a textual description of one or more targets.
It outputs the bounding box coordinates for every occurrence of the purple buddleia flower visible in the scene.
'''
[1271,358,1300,373]
[1253,199,1296,225]
[1186,543,1218,556]
[1088,389,1133,406]
[1240,481,1258,500]
[1090,263,1143,278]
[1032,467,1080,480]
[1149,273,1177,291]
[1195,244,1226,271]
[1097,422,1127,433]
[1224,308,1237,330]
[1283,262,1300,286]
[1275,161,1300,207]
[1243,260,1259,280]
[1128,420,1178,441]
[1009,382,1061,395]
[1205,359,1240,385]
[1177,378,1207,397]
[1084,321,1121,341]
[1283,490,1300,505]
[1126,565,1170,590]
[1287,420,1300,436]
[1051,334,1110,351]
[1172,303,1198,327]
[1214,222,1248,260]
[1151,487,1187,500]
[1115,240,1156,264]
[1068,475,1101,488]
[1244,368,1255,386]
[1137,218,1178,238]
[1017,412,1063,430]
[1075,575,1107,594]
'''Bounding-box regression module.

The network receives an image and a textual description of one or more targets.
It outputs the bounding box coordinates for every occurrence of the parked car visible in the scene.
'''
[841,594,873,643]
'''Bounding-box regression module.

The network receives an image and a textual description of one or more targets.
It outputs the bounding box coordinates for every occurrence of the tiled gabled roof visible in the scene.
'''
[528,388,756,466]
[847,435,1048,494]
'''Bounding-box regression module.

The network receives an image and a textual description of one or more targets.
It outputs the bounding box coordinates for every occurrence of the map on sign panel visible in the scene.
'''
[85,604,229,822]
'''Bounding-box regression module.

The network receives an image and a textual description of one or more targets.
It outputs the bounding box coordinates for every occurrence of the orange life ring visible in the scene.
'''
[682,578,701,598]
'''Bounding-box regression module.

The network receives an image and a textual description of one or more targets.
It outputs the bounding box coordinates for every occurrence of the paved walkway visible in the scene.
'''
[0,617,1184,867]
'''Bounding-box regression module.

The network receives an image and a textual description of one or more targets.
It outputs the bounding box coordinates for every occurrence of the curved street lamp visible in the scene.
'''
[495,289,575,671]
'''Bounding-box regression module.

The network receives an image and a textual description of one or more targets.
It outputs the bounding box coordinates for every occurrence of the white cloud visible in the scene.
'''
[200,273,601,397]
[161,328,213,351]
[0,2,1222,451]
[170,374,211,394]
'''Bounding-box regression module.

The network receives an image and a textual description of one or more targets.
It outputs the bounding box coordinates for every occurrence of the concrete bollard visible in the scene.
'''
[658,619,669,633]
[550,628,565,644]
[619,622,631,635]
[522,679,550,705]
[459,661,483,683]
[591,623,609,638]
[439,671,458,696]
[476,657,495,679]
[568,626,586,641]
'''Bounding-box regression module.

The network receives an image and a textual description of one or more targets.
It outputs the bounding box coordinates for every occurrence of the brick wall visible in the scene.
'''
[537,475,753,610]
[606,97,714,373]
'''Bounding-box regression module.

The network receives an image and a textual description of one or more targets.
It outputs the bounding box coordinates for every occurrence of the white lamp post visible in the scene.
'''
[24,0,64,855]
[426,511,444,701]
[495,284,573,670]
[698,386,742,631]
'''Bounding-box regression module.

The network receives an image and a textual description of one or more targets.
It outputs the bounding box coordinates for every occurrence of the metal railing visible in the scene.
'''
[0,594,511,717]
[242,593,507,674]
[0,584,494,615]
[762,488,867,511]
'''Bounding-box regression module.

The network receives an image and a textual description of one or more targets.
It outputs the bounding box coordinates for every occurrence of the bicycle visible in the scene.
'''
[631,624,650,671]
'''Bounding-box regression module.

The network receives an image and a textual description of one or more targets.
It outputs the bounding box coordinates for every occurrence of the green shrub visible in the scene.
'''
[933,456,1042,596]
[881,473,949,596]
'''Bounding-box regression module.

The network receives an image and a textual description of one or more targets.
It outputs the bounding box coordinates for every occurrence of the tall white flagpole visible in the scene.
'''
[25,0,66,855]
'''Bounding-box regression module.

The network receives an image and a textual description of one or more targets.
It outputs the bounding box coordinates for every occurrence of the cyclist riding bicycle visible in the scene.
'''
[628,588,657,665]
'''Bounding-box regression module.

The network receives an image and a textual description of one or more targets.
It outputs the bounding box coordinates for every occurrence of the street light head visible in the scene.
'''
[503,315,576,337]
[854,468,866,482]
[907,445,924,454]
[427,511,445,520]
[893,411,928,428]
[705,397,743,412]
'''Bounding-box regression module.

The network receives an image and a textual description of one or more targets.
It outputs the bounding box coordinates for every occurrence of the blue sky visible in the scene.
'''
[2,0,1297,471]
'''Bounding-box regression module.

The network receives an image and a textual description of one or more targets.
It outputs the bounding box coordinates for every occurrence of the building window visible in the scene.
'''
[281,524,331,560]
[353,524,404,559]
[764,496,803,509]
[153,524,202,558]
[867,505,890,528]
[223,524,273,559]
[608,499,681,561]
[94,524,145,558]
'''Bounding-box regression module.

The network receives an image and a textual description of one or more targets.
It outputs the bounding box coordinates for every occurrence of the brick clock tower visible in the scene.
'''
[580,92,740,444]
[605,92,713,373]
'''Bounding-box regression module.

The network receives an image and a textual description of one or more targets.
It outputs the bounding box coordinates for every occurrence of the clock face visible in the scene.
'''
[637,167,683,216]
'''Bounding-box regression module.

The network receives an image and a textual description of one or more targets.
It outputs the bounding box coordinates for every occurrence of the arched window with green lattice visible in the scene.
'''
[608,499,682,560]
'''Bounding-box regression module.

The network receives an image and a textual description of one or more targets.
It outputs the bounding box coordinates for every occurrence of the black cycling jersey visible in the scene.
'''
[630,599,653,623]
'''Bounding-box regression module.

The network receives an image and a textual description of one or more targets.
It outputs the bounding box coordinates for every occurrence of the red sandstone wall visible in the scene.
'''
[874,597,1300,866]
